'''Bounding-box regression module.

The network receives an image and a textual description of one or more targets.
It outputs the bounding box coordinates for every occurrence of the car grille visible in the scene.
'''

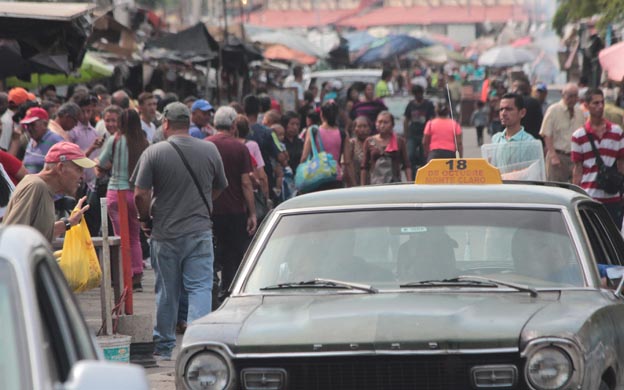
[235,354,528,390]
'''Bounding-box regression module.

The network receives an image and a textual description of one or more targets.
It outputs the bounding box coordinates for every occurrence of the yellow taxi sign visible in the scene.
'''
[415,158,502,185]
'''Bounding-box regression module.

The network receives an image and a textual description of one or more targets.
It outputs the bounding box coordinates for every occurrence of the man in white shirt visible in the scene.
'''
[1,87,36,154]
[138,92,158,143]
[539,83,585,182]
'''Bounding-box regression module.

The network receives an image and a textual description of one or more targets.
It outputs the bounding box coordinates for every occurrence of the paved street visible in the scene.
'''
[76,125,491,390]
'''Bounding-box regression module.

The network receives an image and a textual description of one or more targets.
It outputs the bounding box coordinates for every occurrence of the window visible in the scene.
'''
[579,204,624,267]
[35,251,97,382]
[244,208,583,292]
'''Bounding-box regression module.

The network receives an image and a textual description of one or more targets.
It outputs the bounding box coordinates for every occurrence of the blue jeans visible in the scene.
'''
[151,231,214,357]
[406,137,424,176]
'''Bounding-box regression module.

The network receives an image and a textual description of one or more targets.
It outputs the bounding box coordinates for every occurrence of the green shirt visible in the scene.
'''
[98,135,131,190]
[375,80,390,98]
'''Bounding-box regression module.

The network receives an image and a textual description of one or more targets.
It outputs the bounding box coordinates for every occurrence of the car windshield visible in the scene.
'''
[244,209,584,293]
[0,259,31,389]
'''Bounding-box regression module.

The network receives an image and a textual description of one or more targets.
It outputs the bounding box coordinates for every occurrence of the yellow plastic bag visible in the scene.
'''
[57,214,102,293]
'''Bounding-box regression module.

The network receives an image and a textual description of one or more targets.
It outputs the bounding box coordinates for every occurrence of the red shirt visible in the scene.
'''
[206,133,253,215]
[0,150,23,185]
[571,120,624,203]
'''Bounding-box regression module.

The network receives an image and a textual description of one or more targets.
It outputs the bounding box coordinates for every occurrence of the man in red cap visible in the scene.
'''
[4,141,95,243]
[0,87,36,153]
[20,107,64,173]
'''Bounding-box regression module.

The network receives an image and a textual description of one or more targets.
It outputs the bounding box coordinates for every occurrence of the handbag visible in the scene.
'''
[295,126,338,193]
[587,132,624,194]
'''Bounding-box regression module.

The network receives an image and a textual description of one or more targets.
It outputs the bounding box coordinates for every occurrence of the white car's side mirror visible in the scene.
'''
[62,360,149,390]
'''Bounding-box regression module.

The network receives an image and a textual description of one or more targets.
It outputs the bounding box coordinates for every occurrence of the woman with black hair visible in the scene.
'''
[300,101,354,191]
[281,111,303,172]
[361,111,410,184]
[422,102,463,161]
[97,109,149,290]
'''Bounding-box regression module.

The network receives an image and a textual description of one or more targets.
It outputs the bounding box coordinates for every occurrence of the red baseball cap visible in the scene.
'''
[20,107,49,124]
[44,142,96,168]
[8,87,36,106]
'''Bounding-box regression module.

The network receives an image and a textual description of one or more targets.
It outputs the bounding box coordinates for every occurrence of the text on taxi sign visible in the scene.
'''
[415,158,502,185]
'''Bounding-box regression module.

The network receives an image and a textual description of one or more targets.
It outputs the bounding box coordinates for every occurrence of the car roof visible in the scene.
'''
[277,183,594,211]
[0,225,50,273]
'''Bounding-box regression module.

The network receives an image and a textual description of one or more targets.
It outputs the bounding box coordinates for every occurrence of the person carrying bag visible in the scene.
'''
[587,133,624,194]
[295,125,337,193]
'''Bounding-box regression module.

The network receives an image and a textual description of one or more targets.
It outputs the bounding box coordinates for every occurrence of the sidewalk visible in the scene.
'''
[77,266,178,390]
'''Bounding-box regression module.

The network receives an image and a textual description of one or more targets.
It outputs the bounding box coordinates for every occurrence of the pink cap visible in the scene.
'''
[44,142,96,168]
[20,107,49,124]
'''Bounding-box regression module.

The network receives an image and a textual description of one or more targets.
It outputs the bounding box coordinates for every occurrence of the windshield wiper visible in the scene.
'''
[400,277,499,288]
[400,276,538,297]
[261,278,378,293]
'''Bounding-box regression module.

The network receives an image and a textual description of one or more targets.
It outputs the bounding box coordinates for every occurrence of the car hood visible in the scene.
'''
[190,292,558,354]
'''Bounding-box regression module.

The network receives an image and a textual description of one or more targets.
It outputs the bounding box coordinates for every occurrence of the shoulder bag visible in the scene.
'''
[586,132,624,194]
[168,140,212,216]
[295,126,338,193]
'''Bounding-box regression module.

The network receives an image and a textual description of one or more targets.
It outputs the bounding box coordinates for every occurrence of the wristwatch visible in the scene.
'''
[61,217,72,231]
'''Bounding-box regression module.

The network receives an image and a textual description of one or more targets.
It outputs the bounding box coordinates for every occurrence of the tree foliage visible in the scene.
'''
[553,0,624,35]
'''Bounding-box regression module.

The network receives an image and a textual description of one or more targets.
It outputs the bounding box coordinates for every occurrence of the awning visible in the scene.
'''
[5,52,114,88]
[145,22,219,63]
[337,5,528,29]
[244,9,358,29]
[264,45,317,65]
[0,2,95,79]
[0,1,93,21]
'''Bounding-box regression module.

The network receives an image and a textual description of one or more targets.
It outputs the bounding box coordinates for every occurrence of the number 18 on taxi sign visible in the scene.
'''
[415,158,502,185]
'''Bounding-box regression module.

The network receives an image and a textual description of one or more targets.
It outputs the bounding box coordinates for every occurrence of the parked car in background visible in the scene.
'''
[0,225,148,390]
[176,160,624,390]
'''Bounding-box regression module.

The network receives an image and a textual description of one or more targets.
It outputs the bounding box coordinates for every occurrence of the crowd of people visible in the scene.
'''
[1,64,624,361]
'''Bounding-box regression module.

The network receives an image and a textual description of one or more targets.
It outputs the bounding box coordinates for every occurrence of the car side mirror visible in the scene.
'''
[606,266,624,297]
[62,360,149,390]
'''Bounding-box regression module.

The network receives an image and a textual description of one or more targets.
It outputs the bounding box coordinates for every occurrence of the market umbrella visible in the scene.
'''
[599,41,624,82]
[409,31,462,51]
[353,34,432,65]
[252,31,325,58]
[0,39,78,79]
[343,30,376,53]
[263,44,317,65]
[5,52,114,88]
[478,45,536,68]
[510,36,532,47]
[411,45,469,64]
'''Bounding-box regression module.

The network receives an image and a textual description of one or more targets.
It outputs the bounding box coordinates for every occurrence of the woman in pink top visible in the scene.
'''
[300,100,354,191]
[423,102,463,161]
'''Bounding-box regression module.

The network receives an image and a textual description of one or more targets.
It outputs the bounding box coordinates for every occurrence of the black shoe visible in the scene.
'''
[133,282,143,292]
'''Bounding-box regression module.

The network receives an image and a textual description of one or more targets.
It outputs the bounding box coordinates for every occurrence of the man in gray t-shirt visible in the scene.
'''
[132,102,227,360]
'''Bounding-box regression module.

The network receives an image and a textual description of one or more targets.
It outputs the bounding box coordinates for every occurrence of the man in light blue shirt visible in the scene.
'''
[489,93,541,172]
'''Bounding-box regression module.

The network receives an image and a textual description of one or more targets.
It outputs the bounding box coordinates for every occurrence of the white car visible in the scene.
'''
[0,225,149,390]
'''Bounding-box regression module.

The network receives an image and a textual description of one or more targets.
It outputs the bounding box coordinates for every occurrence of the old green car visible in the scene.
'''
[176,179,624,390]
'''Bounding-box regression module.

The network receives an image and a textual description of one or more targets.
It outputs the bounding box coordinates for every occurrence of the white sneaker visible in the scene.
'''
[143,258,152,270]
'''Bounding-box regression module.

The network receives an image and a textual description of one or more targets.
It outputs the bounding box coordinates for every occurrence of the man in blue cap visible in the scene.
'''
[535,83,549,115]
[189,99,215,139]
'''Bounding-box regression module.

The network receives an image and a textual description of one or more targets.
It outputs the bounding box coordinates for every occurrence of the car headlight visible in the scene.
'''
[526,347,572,389]
[185,351,230,390]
